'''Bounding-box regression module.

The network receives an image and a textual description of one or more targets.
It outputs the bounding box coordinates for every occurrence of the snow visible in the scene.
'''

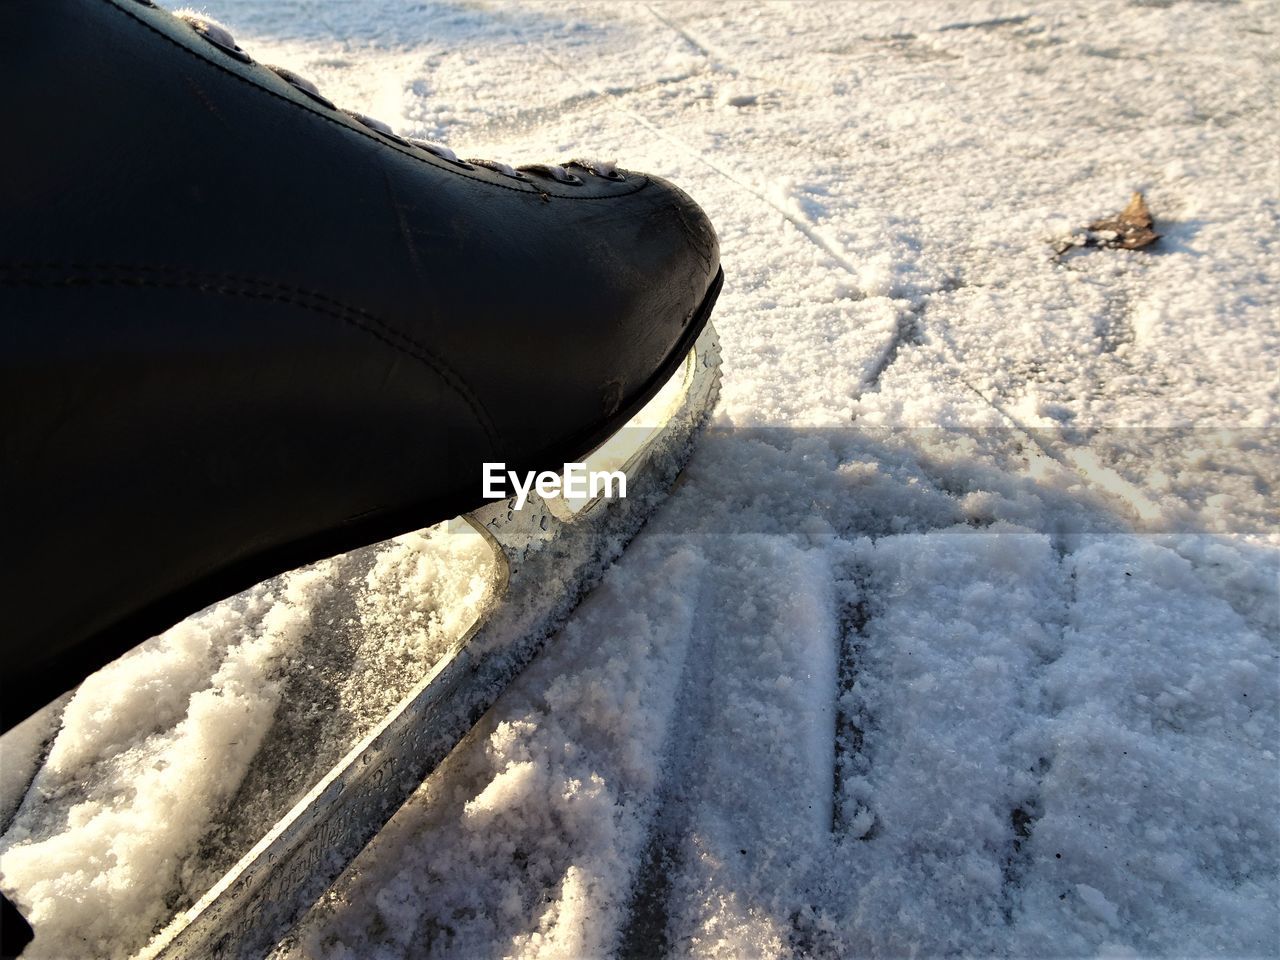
[0,528,494,958]
[3,1,1278,958]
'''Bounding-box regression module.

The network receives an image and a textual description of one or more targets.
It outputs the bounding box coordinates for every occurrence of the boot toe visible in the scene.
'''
[490,172,720,463]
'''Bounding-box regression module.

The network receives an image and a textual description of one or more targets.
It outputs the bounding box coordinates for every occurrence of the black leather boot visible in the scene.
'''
[0,0,722,731]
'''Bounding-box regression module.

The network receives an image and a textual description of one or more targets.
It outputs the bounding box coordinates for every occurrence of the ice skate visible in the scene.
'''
[0,0,722,955]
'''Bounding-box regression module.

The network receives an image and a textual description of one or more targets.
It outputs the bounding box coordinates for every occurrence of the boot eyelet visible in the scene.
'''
[347,111,391,134]
[181,16,252,63]
[567,160,625,182]
[347,112,410,145]
[471,160,532,182]
[408,139,476,170]
[268,66,335,109]
[522,164,584,186]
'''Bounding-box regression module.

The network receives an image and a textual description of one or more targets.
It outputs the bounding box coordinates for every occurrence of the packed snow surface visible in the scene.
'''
[2,1,1278,958]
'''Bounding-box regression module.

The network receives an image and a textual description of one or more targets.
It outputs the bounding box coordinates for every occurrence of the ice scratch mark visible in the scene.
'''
[858,304,925,396]
[832,558,876,840]
[615,555,714,960]
[938,15,1032,32]
[1003,553,1075,922]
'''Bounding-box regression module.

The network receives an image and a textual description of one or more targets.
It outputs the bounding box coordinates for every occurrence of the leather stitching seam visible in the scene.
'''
[0,262,504,454]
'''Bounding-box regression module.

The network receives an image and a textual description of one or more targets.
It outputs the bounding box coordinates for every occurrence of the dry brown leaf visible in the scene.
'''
[1086,192,1161,250]
[1052,192,1161,259]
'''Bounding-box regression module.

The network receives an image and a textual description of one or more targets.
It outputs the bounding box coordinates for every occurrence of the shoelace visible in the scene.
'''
[173,11,626,186]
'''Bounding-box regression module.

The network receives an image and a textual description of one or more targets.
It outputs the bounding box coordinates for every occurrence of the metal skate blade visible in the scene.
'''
[134,321,721,960]
[551,348,695,517]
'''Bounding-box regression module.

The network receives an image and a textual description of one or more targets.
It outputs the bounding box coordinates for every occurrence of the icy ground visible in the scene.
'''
[2,1,1278,958]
